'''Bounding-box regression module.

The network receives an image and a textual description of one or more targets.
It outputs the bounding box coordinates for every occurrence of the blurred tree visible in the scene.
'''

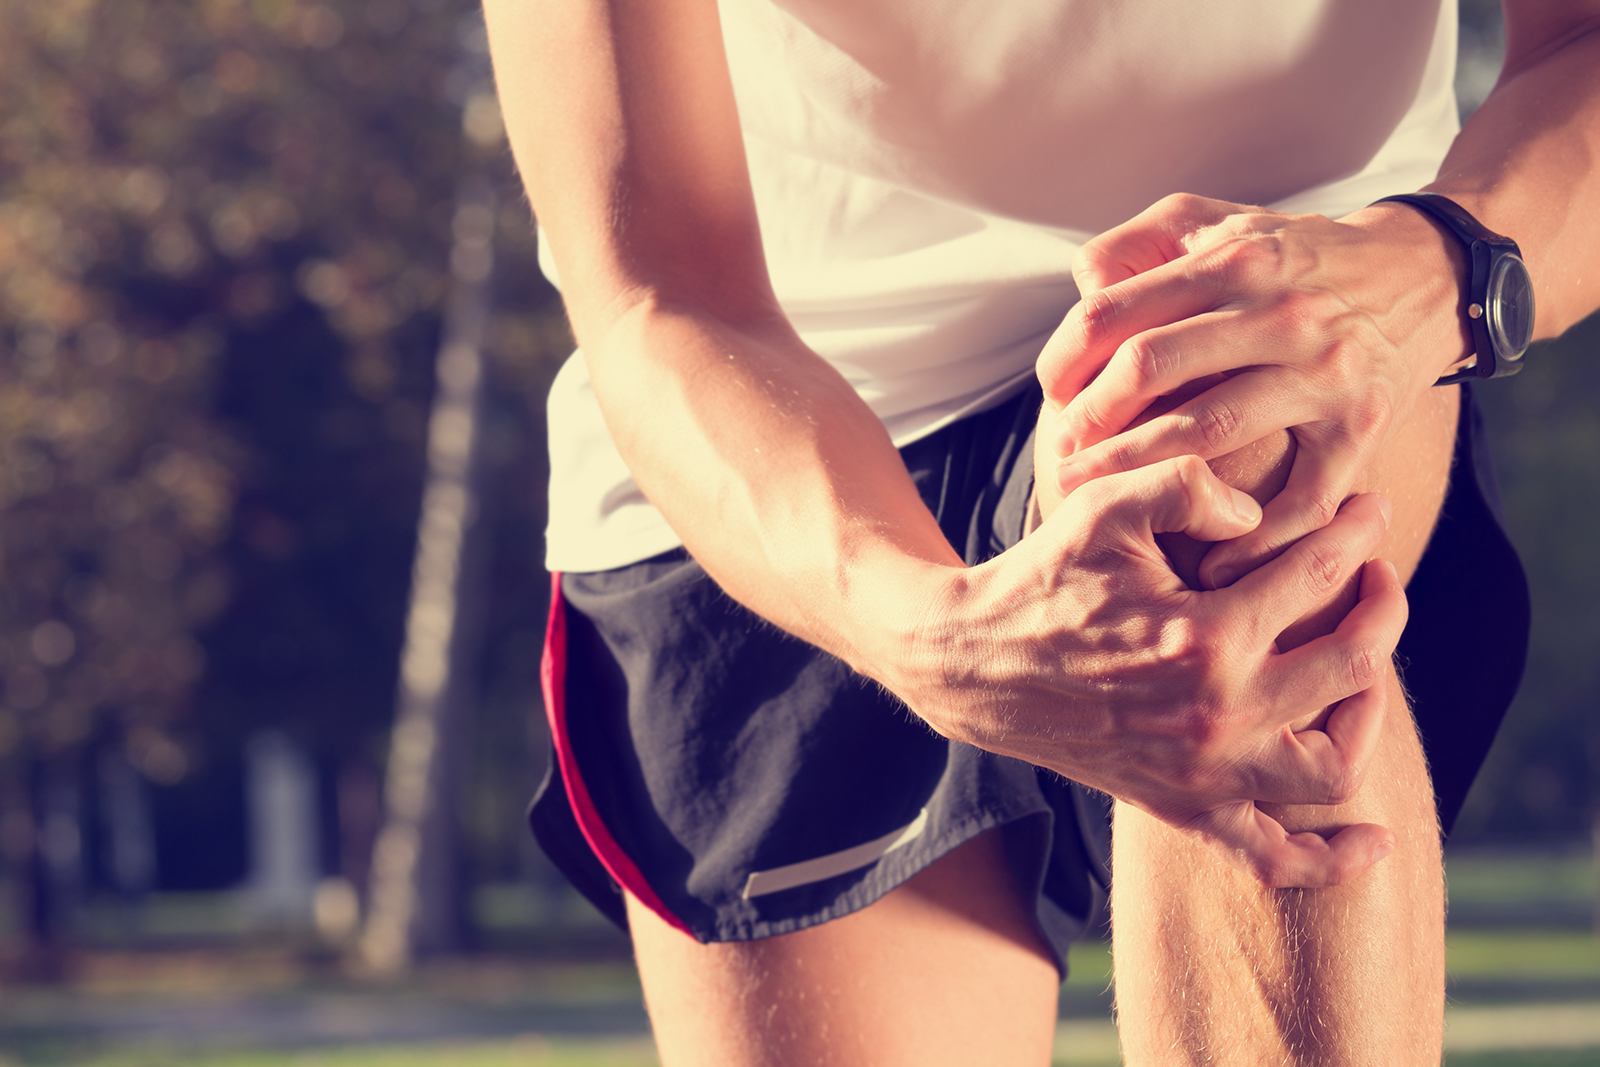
[1448,0,1600,848]
[8,0,1586,978]
[0,0,568,961]
[1458,312,1600,844]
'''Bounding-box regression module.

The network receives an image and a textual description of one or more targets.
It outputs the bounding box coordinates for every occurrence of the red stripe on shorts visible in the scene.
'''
[542,571,694,937]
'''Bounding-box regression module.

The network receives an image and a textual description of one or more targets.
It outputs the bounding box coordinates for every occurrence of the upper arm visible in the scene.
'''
[483,0,777,344]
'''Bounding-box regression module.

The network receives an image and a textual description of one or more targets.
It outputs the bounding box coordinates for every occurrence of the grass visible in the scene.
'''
[0,1038,660,1067]
[3,855,1597,1067]
[1448,931,1600,983]
[1446,850,1598,929]
[10,1039,1593,1067]
[1446,1055,1600,1067]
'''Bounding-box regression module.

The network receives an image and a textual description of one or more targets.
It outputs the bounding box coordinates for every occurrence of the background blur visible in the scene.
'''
[0,0,1596,1064]
[0,0,580,968]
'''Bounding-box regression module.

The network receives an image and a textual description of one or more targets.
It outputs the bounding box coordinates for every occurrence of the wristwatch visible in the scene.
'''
[1372,192,1536,386]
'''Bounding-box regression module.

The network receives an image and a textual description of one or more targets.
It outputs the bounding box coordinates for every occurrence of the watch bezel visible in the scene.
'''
[1486,252,1535,365]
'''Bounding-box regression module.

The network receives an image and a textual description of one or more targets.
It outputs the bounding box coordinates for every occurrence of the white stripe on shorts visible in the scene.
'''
[741,808,929,899]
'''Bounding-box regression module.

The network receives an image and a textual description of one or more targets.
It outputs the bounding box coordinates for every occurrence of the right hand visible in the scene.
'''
[895,455,1407,889]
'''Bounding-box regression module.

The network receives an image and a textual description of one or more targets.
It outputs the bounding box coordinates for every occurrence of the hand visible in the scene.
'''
[898,456,1407,888]
[1035,193,1467,588]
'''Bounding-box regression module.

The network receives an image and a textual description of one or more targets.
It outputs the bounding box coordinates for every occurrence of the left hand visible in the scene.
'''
[1036,192,1471,588]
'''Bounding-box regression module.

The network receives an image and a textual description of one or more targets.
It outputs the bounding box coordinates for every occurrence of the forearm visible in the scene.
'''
[1344,14,1600,345]
[1328,15,1600,390]
[1430,16,1600,336]
[486,0,957,685]
[586,295,958,683]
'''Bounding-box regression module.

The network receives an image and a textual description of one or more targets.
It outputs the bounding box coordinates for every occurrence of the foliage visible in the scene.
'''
[0,0,1592,938]
[1459,313,1600,842]
[0,0,568,898]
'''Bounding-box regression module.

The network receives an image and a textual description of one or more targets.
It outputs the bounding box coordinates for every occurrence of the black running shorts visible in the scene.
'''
[530,382,1528,975]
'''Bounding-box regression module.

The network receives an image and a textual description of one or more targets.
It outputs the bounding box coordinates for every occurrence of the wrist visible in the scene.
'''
[1341,202,1477,381]
[842,548,984,738]
[847,547,961,680]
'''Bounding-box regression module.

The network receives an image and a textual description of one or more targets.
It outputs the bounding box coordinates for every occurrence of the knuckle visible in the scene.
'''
[1213,233,1283,287]
[1189,397,1246,453]
[1303,487,1343,530]
[1344,640,1383,691]
[1321,338,1366,392]
[1161,191,1204,216]
[1077,288,1120,346]
[1299,541,1346,597]
[1092,435,1141,476]
[1169,454,1210,511]
[1279,536,1347,606]
[1122,335,1171,391]
[1324,769,1359,807]
[1276,290,1325,343]
[1073,244,1109,276]
[1347,392,1391,440]
[1170,452,1208,483]
[1314,742,1363,807]
[1072,397,1121,446]
[1255,858,1295,890]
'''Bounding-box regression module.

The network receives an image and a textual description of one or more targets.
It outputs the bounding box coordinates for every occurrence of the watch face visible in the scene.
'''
[1488,252,1535,362]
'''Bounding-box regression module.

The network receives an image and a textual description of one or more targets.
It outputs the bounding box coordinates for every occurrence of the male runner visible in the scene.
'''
[486,1,1600,1062]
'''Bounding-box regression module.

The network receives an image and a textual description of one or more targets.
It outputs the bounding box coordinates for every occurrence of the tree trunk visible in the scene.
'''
[356,17,500,974]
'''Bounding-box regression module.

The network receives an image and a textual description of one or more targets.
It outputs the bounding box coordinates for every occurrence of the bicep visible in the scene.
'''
[483,0,776,344]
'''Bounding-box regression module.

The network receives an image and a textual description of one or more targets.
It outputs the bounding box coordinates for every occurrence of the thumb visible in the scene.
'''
[1080,455,1262,545]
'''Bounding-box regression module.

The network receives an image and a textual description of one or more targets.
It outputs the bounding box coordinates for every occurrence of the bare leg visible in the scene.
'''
[1111,673,1443,1066]
[1103,386,1459,1065]
[626,827,1060,1067]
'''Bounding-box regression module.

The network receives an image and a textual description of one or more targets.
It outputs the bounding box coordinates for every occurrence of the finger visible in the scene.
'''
[1220,494,1396,647]
[1237,650,1391,806]
[1053,371,1321,497]
[1198,428,1375,590]
[1052,306,1259,455]
[1039,259,1228,406]
[1250,557,1409,720]
[1185,801,1397,889]
[1072,192,1246,295]
[1071,455,1263,546]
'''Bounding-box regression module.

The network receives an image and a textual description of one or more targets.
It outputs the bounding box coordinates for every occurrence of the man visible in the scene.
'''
[486,1,1600,1062]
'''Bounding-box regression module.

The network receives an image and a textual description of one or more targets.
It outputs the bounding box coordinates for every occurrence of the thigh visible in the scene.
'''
[627,826,1062,1067]
[1109,386,1459,1067]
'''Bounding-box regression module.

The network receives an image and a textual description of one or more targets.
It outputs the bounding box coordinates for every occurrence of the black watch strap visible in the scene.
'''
[1374,192,1515,246]
[1371,192,1528,386]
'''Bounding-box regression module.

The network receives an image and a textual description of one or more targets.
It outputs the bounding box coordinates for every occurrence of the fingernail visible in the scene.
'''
[1377,495,1393,529]
[1053,426,1078,458]
[1056,462,1087,495]
[1208,565,1238,589]
[1230,487,1262,526]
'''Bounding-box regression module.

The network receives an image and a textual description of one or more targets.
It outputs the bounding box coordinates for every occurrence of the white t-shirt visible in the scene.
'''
[543,0,1462,572]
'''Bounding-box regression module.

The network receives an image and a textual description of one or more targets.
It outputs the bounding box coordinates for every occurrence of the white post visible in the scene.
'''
[246,731,319,926]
